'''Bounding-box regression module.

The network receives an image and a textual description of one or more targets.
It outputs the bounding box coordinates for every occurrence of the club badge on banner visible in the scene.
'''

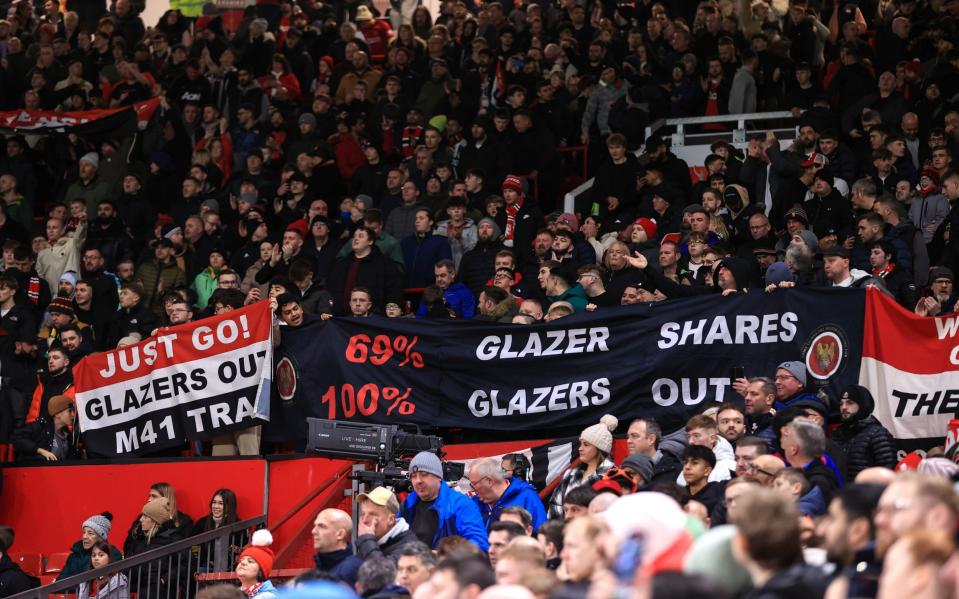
[73,301,274,456]
[861,287,959,451]
[277,288,865,439]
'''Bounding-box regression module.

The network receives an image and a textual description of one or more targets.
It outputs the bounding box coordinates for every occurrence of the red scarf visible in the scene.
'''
[242,583,263,598]
[504,196,524,243]
[872,263,895,277]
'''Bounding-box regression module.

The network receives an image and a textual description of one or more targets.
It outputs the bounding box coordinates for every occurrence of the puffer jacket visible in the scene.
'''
[831,385,897,480]
[472,477,548,532]
[124,520,188,599]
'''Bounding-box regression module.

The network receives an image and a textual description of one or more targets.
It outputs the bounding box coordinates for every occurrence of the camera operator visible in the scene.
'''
[355,487,419,561]
[398,451,489,551]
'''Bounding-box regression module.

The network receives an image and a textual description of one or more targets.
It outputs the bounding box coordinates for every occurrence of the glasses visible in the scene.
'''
[775,374,797,381]
[468,476,491,490]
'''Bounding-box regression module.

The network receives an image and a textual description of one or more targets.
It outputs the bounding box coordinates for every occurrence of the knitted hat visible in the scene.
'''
[48,297,75,317]
[794,229,820,254]
[47,394,74,416]
[141,497,172,524]
[477,217,502,238]
[82,512,113,540]
[239,530,275,577]
[286,220,309,239]
[764,262,796,286]
[621,454,654,484]
[59,271,78,288]
[784,204,808,225]
[776,361,807,387]
[79,152,100,169]
[298,113,317,127]
[683,525,752,597]
[634,217,658,240]
[554,212,579,232]
[502,174,523,193]
[408,451,443,478]
[921,167,940,184]
[580,414,618,453]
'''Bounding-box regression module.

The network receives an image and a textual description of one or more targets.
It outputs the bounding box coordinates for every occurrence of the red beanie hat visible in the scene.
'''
[502,174,523,193]
[239,530,275,577]
[634,217,658,240]
[285,219,308,239]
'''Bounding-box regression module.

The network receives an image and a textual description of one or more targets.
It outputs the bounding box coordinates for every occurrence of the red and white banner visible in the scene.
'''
[860,287,959,446]
[74,301,273,456]
[0,98,160,135]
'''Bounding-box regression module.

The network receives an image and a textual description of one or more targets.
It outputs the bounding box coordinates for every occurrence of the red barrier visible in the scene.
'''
[0,459,267,555]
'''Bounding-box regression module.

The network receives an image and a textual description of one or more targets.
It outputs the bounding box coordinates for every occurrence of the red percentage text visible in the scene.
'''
[345,334,425,368]
[320,384,416,419]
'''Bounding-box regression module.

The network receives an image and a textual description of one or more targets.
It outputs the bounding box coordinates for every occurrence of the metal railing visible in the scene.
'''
[8,516,266,599]
[562,110,800,214]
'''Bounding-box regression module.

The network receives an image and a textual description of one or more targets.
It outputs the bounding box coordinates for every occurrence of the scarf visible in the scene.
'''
[504,196,524,244]
[872,263,895,277]
[28,274,40,305]
[378,517,411,546]
[242,583,263,598]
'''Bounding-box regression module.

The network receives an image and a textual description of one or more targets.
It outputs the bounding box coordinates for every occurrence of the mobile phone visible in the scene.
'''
[730,366,745,380]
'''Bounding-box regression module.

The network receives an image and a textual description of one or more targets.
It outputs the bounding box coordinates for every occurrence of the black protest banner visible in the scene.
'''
[277,288,864,434]
[74,301,273,456]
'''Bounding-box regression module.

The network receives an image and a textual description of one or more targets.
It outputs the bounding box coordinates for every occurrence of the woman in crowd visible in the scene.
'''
[124,482,193,555]
[191,489,245,568]
[235,530,278,599]
[78,540,129,599]
[125,498,188,599]
[548,415,618,519]
[59,512,123,580]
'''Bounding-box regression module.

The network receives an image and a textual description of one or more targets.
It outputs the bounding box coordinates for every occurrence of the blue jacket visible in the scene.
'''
[401,233,453,287]
[775,391,818,411]
[416,282,476,318]
[471,477,548,533]
[314,545,363,587]
[797,485,826,517]
[400,482,489,551]
[250,579,278,599]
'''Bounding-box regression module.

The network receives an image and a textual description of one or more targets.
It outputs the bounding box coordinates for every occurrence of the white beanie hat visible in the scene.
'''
[580,414,618,453]
[80,152,100,169]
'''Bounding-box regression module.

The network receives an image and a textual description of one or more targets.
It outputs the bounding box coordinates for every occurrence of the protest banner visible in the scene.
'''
[861,287,959,452]
[277,288,864,441]
[74,301,273,456]
[0,98,160,137]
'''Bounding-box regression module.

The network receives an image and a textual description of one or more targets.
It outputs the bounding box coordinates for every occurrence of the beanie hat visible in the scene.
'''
[777,361,807,387]
[48,297,75,317]
[83,512,113,540]
[764,262,796,286]
[683,525,752,597]
[298,113,317,127]
[921,167,940,184]
[502,174,523,193]
[478,217,502,239]
[59,271,78,288]
[409,451,444,478]
[580,414,618,453]
[47,394,74,416]
[79,152,100,169]
[555,212,579,233]
[784,204,809,225]
[141,498,172,524]
[286,220,309,239]
[621,454,654,484]
[239,529,275,577]
[428,114,448,133]
[634,217,658,240]
[795,229,820,254]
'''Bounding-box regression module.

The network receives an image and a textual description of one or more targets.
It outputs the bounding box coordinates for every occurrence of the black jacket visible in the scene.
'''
[355,527,420,561]
[12,420,82,462]
[104,302,159,349]
[503,198,545,269]
[124,520,189,599]
[327,247,404,316]
[0,553,38,598]
[803,459,840,505]
[831,386,898,480]
[458,240,504,298]
[744,563,829,599]
[647,449,683,487]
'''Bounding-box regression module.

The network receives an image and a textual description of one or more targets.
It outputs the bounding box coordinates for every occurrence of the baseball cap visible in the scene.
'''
[356,486,400,513]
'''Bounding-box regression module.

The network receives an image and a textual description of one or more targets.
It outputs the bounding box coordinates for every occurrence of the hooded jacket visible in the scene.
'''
[399,480,489,551]
[831,385,897,480]
[472,477,548,533]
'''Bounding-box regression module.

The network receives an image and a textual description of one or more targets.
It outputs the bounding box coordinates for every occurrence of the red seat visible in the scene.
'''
[46,552,70,573]
[11,551,42,577]
[40,574,58,586]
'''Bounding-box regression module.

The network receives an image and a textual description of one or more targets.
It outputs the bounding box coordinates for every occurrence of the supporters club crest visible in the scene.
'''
[276,356,298,401]
[803,325,848,382]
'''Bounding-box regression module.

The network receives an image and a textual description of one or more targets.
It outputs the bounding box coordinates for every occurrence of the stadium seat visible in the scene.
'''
[46,552,70,573]
[12,551,42,577]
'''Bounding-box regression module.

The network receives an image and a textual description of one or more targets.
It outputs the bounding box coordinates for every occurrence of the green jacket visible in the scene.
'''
[192,266,227,309]
[136,259,187,315]
[548,284,589,312]
[65,175,112,215]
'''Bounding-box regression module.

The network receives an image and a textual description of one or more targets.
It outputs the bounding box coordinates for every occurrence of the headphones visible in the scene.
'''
[503,453,531,482]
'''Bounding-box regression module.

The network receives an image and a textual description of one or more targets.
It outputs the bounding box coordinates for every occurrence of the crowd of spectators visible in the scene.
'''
[3,0,959,595]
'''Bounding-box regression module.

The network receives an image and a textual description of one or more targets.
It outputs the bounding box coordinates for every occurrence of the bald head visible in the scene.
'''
[753,455,786,485]
[312,508,354,553]
[478,585,535,599]
[855,467,896,486]
[901,113,919,139]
